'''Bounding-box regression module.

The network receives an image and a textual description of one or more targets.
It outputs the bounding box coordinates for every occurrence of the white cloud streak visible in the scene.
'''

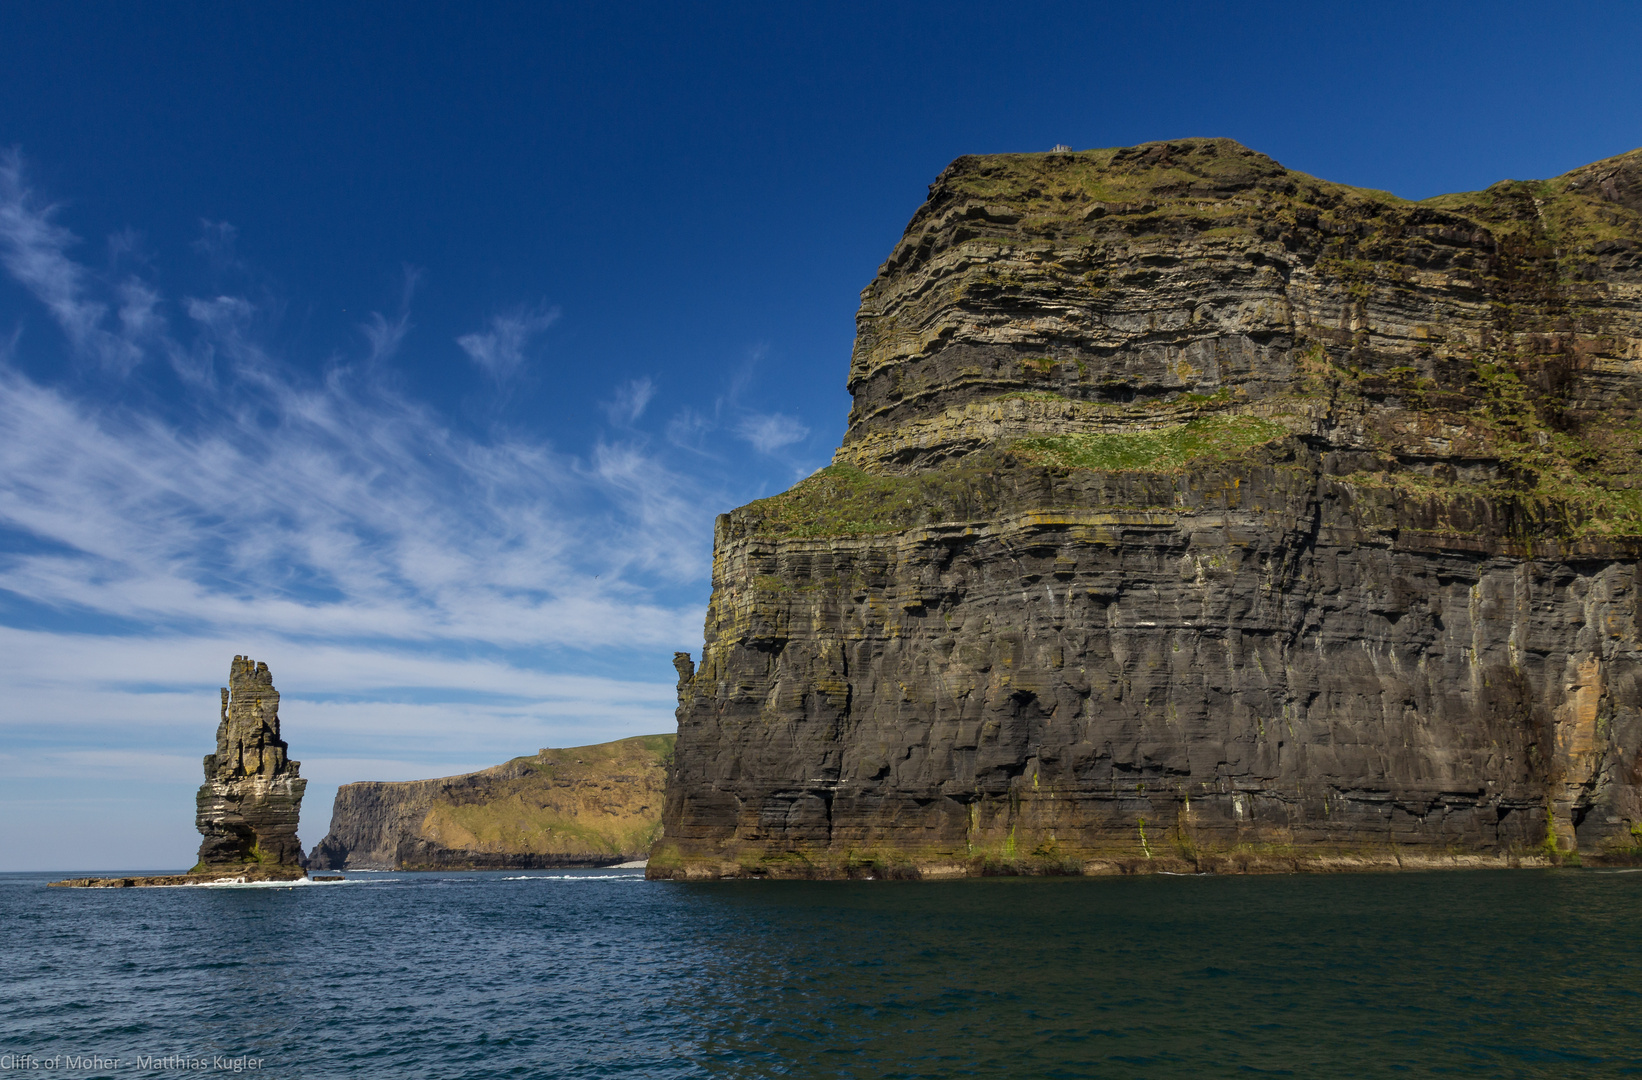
[0,150,149,372]
[456,303,560,379]
[737,411,809,453]
[0,178,705,652]
[604,376,655,426]
[0,362,706,648]
[361,265,421,364]
[0,152,761,867]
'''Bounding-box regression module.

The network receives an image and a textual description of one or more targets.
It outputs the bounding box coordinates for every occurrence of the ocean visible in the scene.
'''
[3,867,1639,1078]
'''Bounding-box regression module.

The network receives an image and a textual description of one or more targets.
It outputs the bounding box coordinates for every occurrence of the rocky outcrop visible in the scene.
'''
[307,735,674,870]
[48,868,317,888]
[651,139,1642,880]
[193,656,307,874]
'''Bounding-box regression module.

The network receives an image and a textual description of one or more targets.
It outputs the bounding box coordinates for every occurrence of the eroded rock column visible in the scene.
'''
[193,655,307,873]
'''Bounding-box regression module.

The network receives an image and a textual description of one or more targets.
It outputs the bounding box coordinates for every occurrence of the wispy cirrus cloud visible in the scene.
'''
[455,303,560,379]
[361,266,421,364]
[0,150,150,372]
[0,358,706,648]
[0,149,843,868]
[0,156,706,653]
[736,411,809,453]
[190,219,241,273]
[604,375,655,426]
[0,150,735,867]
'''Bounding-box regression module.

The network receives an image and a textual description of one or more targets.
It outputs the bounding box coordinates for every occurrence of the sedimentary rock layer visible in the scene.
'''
[194,656,307,872]
[307,735,674,870]
[651,138,1642,879]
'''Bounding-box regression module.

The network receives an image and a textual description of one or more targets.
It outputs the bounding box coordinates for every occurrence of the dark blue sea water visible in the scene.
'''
[4,867,1640,1078]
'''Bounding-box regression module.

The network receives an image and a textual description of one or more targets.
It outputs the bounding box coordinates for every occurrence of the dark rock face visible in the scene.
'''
[307,735,673,870]
[651,139,1642,879]
[193,656,307,872]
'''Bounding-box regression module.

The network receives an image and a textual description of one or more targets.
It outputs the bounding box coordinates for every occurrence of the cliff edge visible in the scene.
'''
[308,734,673,870]
[651,138,1642,879]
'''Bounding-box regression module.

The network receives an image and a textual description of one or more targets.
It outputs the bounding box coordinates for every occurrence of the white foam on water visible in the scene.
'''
[152,875,384,889]
[499,866,646,873]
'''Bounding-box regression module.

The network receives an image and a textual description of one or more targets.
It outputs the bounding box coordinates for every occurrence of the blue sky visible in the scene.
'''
[2,2,1639,871]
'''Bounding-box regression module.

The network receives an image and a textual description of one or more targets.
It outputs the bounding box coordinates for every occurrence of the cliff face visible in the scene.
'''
[307,735,673,870]
[194,656,307,874]
[651,139,1642,880]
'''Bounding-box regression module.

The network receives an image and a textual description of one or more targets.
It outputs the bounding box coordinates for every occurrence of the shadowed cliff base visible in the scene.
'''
[308,734,674,871]
[646,846,1576,881]
[651,138,1642,881]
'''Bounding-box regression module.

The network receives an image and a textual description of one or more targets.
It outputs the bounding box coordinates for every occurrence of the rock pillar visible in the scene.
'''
[193,656,307,873]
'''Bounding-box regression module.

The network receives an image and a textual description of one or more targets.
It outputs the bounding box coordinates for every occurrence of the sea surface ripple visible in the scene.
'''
[4,867,1640,1077]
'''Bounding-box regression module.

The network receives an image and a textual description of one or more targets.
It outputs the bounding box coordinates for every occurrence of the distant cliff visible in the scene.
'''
[308,735,673,870]
[652,138,1642,880]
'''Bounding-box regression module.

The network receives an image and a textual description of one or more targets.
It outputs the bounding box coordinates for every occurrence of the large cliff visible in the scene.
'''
[651,138,1642,880]
[307,735,673,870]
[193,655,307,877]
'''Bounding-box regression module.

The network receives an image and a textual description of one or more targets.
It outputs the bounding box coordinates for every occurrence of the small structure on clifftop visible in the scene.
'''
[192,655,307,877]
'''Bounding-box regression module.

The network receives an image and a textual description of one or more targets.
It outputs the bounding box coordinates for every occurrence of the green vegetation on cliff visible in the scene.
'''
[661,139,1642,884]
[1012,415,1289,473]
[741,462,1006,538]
[1298,345,1642,540]
[824,136,1642,547]
[420,735,676,858]
[309,733,674,870]
[917,139,1641,265]
[739,418,1305,541]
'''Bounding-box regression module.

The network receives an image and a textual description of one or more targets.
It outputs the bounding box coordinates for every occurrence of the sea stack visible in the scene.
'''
[193,655,307,876]
[51,656,310,887]
[650,139,1642,880]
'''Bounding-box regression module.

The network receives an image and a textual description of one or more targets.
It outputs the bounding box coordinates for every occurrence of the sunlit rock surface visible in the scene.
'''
[308,735,674,870]
[193,655,307,876]
[651,139,1642,879]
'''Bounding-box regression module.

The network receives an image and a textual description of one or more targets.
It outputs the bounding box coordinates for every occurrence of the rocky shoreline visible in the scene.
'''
[49,867,312,888]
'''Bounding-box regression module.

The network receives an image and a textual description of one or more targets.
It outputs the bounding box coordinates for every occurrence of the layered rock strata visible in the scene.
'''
[193,656,307,876]
[51,656,308,887]
[307,734,674,870]
[651,139,1642,879]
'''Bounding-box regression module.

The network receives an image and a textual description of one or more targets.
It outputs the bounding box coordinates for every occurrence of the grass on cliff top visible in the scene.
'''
[943,138,1335,207]
[1011,415,1289,473]
[509,733,675,776]
[413,733,674,860]
[928,138,1412,241]
[742,464,934,538]
[929,138,1641,258]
